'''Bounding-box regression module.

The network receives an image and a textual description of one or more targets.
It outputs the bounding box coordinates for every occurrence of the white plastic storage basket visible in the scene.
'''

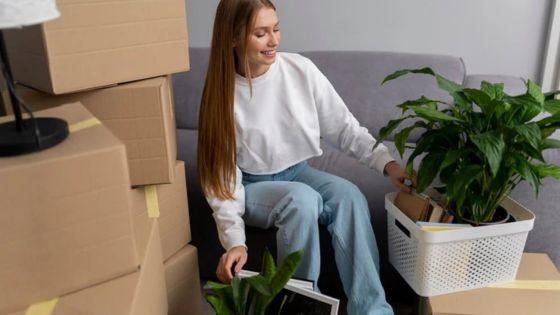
[385,192,535,296]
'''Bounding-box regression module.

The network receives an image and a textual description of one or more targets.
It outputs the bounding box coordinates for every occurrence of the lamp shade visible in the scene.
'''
[0,0,60,29]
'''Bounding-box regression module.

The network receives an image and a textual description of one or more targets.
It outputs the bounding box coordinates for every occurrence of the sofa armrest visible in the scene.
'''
[464,74,526,95]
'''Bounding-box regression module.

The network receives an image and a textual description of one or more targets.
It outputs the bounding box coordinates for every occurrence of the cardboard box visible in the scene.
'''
[11,77,177,186]
[131,160,191,260]
[426,253,560,315]
[0,103,138,314]
[7,220,168,315]
[165,245,203,315]
[3,0,189,94]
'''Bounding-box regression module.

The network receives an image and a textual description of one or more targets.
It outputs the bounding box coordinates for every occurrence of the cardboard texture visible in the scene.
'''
[427,253,560,315]
[130,161,191,261]
[3,0,189,94]
[11,77,177,186]
[7,220,168,315]
[165,245,203,315]
[0,103,139,314]
[394,191,432,222]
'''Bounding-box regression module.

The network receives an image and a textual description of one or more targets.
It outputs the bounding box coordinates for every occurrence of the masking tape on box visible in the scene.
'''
[69,118,101,133]
[489,280,560,290]
[25,298,59,315]
[144,186,160,218]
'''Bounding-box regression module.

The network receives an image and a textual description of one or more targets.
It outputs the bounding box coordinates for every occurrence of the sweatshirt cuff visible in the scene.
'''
[221,231,247,252]
[372,147,395,174]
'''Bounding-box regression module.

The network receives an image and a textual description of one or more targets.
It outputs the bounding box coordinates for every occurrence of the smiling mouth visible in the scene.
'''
[262,50,276,56]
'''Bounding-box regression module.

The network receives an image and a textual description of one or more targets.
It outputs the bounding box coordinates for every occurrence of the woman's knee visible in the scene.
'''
[278,182,322,223]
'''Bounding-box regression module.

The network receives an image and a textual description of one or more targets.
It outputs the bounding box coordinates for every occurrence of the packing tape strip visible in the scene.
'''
[144,186,160,218]
[489,280,560,290]
[69,117,101,133]
[25,298,59,315]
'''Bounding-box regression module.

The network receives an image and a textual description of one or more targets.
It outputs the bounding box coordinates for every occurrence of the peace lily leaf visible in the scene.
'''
[481,81,504,100]
[447,165,482,210]
[463,88,492,114]
[409,105,463,122]
[512,154,541,193]
[542,139,560,150]
[395,126,415,157]
[544,99,560,115]
[535,164,560,179]
[416,152,447,193]
[382,67,435,84]
[514,123,541,150]
[439,149,467,171]
[470,132,505,177]
[396,96,440,113]
[527,80,545,104]
[378,116,411,141]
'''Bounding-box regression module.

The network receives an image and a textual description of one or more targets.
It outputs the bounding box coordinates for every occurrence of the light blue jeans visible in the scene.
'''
[242,162,394,315]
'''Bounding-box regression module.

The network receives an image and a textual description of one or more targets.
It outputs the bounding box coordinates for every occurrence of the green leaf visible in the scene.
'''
[378,116,411,141]
[512,154,541,193]
[470,132,505,177]
[527,80,545,104]
[514,123,541,150]
[396,96,440,113]
[535,164,560,179]
[544,99,560,115]
[270,251,303,295]
[204,281,231,291]
[245,275,272,296]
[435,74,463,94]
[382,67,435,84]
[447,165,483,211]
[394,126,415,157]
[463,88,492,114]
[542,139,560,150]
[261,248,277,281]
[416,152,447,192]
[481,81,505,100]
[408,105,463,122]
[205,294,234,315]
[439,149,467,171]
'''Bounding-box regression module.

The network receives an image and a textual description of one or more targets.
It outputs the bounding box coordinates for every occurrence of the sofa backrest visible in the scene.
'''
[173,47,466,142]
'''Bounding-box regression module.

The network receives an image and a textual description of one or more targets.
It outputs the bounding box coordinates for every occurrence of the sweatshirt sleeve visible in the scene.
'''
[205,166,247,251]
[308,60,395,174]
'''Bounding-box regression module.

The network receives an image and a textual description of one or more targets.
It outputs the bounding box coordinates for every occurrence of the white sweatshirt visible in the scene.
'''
[207,52,394,250]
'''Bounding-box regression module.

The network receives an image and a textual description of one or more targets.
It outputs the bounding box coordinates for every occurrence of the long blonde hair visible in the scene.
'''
[198,0,276,200]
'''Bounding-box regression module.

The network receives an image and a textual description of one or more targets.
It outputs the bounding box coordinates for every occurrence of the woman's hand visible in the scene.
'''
[216,245,248,283]
[384,161,416,193]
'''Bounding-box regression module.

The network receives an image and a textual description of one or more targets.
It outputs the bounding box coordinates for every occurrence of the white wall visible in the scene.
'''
[186,0,552,82]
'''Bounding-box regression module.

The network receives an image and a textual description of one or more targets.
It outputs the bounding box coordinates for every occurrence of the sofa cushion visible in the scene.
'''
[301,50,465,142]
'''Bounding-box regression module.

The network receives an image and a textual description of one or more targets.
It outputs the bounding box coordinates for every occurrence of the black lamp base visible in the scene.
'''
[0,117,69,157]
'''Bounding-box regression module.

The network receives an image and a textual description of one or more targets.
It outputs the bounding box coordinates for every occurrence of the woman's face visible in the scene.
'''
[236,7,280,77]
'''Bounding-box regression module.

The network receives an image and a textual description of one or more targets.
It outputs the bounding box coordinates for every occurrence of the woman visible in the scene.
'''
[197,1,414,314]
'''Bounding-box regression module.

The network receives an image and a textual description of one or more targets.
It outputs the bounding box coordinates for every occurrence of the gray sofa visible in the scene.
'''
[172,47,560,308]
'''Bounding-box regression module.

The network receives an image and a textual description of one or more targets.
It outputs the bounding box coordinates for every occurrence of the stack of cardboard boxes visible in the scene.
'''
[0,1,202,314]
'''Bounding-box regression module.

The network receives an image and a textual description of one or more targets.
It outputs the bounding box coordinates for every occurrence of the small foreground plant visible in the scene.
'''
[204,249,303,315]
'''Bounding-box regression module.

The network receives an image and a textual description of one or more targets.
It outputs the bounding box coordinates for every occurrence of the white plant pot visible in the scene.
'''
[385,192,535,296]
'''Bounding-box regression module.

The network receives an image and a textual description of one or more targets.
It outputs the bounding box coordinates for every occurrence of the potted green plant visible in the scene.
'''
[204,249,303,315]
[374,67,560,225]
